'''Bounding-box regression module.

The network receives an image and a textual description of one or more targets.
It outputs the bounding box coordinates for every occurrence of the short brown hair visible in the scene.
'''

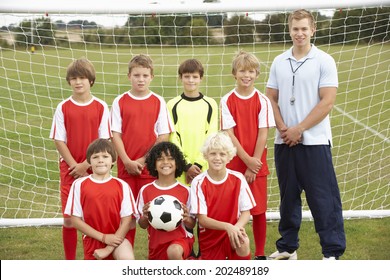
[231,50,260,76]
[86,139,117,165]
[66,58,96,86]
[128,54,154,76]
[178,59,204,78]
[288,9,316,30]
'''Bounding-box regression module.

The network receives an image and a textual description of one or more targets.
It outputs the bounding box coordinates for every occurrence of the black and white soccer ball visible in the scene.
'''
[148,195,184,232]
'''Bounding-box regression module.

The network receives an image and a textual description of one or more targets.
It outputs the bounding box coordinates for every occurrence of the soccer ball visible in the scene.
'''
[148,195,184,232]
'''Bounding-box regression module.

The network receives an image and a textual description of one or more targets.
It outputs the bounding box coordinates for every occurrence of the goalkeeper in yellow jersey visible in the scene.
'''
[167,59,219,186]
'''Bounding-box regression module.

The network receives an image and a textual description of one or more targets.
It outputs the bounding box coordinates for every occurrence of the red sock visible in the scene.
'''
[252,213,267,256]
[62,226,77,260]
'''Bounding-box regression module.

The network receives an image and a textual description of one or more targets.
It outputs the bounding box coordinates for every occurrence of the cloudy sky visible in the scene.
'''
[0,0,335,28]
[3,0,199,27]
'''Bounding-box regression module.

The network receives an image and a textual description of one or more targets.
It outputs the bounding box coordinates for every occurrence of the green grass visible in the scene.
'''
[1,218,389,260]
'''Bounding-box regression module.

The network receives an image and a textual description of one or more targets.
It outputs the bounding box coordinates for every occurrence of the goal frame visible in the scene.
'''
[0,0,388,14]
[0,0,389,227]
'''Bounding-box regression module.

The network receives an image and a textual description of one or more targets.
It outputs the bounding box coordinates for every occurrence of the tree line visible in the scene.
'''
[4,7,389,49]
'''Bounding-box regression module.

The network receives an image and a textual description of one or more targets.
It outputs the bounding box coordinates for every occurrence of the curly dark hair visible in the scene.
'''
[145,142,187,178]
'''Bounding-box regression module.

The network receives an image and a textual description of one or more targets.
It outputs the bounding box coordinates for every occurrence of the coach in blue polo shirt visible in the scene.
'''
[266,9,346,260]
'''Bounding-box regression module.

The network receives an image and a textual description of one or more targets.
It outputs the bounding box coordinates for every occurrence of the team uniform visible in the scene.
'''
[267,44,346,258]
[136,181,194,260]
[64,175,137,260]
[49,96,112,214]
[190,170,256,260]
[167,93,219,185]
[220,89,275,214]
[111,91,174,197]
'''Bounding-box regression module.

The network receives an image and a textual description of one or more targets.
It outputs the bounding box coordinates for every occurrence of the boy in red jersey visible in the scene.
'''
[220,51,275,260]
[111,54,174,245]
[65,139,137,260]
[136,141,195,260]
[50,58,112,259]
[190,131,255,260]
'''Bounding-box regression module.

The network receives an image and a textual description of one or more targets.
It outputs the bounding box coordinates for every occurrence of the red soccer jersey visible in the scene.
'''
[190,170,256,253]
[50,96,112,187]
[136,181,193,259]
[64,175,137,259]
[111,91,174,180]
[220,89,275,176]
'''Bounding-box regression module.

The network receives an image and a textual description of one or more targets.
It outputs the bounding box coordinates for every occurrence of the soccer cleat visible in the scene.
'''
[323,256,339,260]
[186,249,198,260]
[254,255,268,260]
[268,250,297,260]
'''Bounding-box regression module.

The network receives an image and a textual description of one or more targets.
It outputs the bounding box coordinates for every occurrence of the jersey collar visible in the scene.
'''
[181,92,204,101]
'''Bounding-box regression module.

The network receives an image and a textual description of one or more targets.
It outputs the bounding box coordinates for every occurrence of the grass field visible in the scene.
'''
[1,218,389,260]
[0,43,389,259]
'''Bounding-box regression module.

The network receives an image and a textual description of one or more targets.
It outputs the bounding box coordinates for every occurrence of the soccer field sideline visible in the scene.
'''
[333,105,390,144]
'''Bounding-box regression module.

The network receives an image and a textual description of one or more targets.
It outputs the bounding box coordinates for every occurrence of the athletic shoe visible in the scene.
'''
[254,255,268,260]
[323,256,339,260]
[268,250,298,260]
[186,250,198,260]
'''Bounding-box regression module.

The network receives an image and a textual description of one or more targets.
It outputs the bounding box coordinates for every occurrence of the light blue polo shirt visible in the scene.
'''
[267,44,338,146]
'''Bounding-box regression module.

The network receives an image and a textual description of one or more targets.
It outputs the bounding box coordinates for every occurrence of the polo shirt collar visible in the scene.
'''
[286,44,318,62]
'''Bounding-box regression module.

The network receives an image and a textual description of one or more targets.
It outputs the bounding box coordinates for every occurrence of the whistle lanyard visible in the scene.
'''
[288,58,309,105]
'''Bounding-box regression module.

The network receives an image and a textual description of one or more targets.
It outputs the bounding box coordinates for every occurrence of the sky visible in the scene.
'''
[1,0,198,27]
[0,0,335,28]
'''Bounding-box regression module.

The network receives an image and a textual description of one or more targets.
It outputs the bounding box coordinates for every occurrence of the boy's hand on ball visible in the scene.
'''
[142,202,151,218]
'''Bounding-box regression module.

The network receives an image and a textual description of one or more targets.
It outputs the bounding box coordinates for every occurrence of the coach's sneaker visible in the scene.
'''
[323,256,339,260]
[269,250,297,260]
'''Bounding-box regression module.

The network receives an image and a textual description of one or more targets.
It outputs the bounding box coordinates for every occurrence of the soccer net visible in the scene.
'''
[0,0,389,227]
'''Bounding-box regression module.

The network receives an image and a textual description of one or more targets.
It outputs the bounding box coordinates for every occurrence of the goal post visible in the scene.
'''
[0,0,389,227]
[0,0,387,13]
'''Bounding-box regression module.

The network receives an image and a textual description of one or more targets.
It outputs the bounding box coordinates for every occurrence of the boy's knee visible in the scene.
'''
[115,251,135,260]
[167,244,184,260]
[114,239,135,260]
[236,236,250,257]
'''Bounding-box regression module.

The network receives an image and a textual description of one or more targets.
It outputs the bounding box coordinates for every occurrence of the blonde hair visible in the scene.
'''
[231,50,260,76]
[201,131,237,162]
[128,54,154,76]
[66,57,96,86]
[288,9,316,30]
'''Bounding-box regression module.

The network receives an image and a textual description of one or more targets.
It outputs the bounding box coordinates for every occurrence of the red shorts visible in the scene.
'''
[149,237,194,260]
[201,235,250,260]
[82,235,114,260]
[121,175,154,200]
[249,176,267,215]
[60,184,72,218]
[120,176,153,246]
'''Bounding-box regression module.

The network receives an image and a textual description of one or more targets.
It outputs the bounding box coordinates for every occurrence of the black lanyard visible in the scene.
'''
[288,58,309,105]
[289,58,309,86]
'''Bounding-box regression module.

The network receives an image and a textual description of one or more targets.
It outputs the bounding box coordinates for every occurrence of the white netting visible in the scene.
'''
[0,0,389,226]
